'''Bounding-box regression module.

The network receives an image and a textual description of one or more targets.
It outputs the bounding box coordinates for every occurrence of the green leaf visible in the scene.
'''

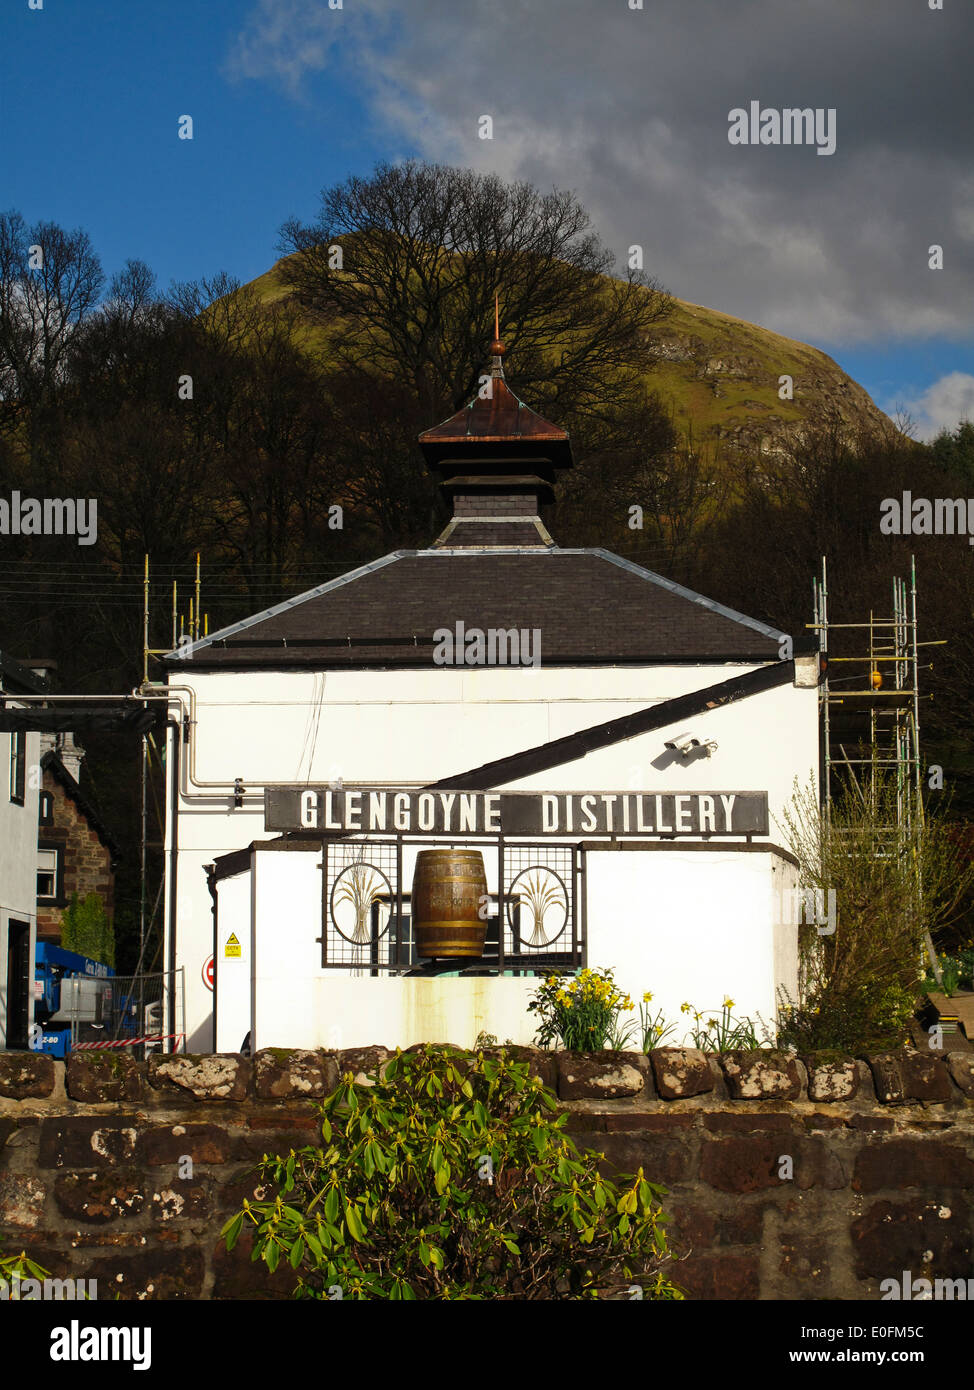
[265,1241,281,1274]
[289,1235,305,1269]
[345,1203,367,1243]
[223,1212,244,1251]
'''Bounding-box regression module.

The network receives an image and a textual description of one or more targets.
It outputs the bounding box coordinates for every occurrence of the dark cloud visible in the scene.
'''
[231,0,974,346]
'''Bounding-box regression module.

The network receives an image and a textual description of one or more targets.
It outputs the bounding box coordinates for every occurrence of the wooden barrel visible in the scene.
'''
[411,849,488,959]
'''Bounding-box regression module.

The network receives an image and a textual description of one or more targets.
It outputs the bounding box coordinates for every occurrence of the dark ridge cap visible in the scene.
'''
[185,653,782,668]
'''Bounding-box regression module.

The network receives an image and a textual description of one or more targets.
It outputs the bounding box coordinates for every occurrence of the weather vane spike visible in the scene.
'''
[490,292,505,363]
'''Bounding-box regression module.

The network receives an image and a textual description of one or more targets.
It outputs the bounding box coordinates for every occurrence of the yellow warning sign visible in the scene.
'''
[224,933,241,958]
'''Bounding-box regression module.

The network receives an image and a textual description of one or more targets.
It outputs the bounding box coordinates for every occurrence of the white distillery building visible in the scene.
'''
[0,654,45,1050]
[161,339,820,1053]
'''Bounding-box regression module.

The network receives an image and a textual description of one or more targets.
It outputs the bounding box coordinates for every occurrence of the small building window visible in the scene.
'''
[39,790,54,825]
[9,731,26,805]
[37,844,63,903]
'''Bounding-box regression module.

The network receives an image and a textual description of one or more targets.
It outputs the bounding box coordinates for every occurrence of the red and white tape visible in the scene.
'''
[72,1034,185,1050]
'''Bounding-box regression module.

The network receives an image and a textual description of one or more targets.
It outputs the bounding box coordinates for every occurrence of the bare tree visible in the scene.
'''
[278,160,672,422]
[0,210,104,437]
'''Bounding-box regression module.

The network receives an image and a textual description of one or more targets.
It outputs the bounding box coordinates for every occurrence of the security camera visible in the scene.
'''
[664,732,701,755]
[664,732,718,757]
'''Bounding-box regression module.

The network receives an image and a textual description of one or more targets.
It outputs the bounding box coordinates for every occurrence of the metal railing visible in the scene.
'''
[66,969,185,1057]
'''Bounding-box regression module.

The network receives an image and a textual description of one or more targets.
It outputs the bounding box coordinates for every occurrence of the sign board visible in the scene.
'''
[224,934,241,959]
[202,955,214,991]
[265,786,768,838]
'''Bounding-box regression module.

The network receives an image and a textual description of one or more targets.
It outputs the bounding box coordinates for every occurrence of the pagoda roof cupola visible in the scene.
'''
[418,301,573,547]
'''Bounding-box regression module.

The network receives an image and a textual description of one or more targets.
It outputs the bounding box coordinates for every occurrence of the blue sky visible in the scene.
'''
[0,1,395,290]
[2,0,972,440]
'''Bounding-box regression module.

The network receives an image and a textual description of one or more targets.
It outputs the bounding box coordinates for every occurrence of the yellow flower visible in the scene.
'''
[642,991,653,1003]
[707,1018,718,1029]
[723,997,735,1010]
[680,1002,691,1014]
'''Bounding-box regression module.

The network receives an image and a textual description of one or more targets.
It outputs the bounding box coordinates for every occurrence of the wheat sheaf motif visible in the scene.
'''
[509,866,569,948]
[331,861,392,944]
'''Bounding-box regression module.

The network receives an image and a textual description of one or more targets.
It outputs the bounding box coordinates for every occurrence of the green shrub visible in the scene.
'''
[776,773,974,1052]
[0,1235,50,1290]
[222,1045,682,1300]
[778,981,916,1053]
[962,948,974,990]
[60,891,114,968]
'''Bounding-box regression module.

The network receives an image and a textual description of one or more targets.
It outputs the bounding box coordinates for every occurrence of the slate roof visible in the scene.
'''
[164,547,789,670]
[41,750,122,860]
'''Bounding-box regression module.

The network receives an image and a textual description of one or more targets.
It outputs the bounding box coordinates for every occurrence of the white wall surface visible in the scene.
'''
[167,664,818,1049]
[0,730,40,1049]
[585,849,799,1045]
[213,865,252,1053]
[210,844,799,1052]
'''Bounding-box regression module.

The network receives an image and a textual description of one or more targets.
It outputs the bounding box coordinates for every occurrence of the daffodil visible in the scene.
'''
[680,1002,691,1014]
[723,997,735,1010]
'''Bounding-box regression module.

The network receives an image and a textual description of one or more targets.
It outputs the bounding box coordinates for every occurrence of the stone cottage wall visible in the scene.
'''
[0,1046,972,1301]
[36,770,115,943]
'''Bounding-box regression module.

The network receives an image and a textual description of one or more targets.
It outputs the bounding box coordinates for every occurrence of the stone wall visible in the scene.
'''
[1,1045,972,1301]
[36,767,115,943]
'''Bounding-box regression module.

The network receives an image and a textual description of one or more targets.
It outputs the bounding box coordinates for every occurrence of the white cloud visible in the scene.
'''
[224,0,380,96]
[895,373,974,442]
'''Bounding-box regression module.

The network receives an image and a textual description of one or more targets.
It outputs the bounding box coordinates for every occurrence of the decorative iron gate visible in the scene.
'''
[319,836,583,975]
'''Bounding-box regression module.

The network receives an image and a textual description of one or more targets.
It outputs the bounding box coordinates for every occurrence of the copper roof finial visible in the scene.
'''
[490,292,505,379]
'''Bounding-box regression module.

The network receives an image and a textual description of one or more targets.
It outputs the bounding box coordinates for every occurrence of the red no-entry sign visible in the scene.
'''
[202,955,214,991]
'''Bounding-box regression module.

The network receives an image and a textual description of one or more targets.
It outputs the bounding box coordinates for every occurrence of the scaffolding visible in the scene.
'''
[809,555,951,984]
[809,554,936,825]
[138,554,208,983]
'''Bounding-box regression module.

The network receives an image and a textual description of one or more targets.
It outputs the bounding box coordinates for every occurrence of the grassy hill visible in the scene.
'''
[644,296,892,451]
[242,256,892,452]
